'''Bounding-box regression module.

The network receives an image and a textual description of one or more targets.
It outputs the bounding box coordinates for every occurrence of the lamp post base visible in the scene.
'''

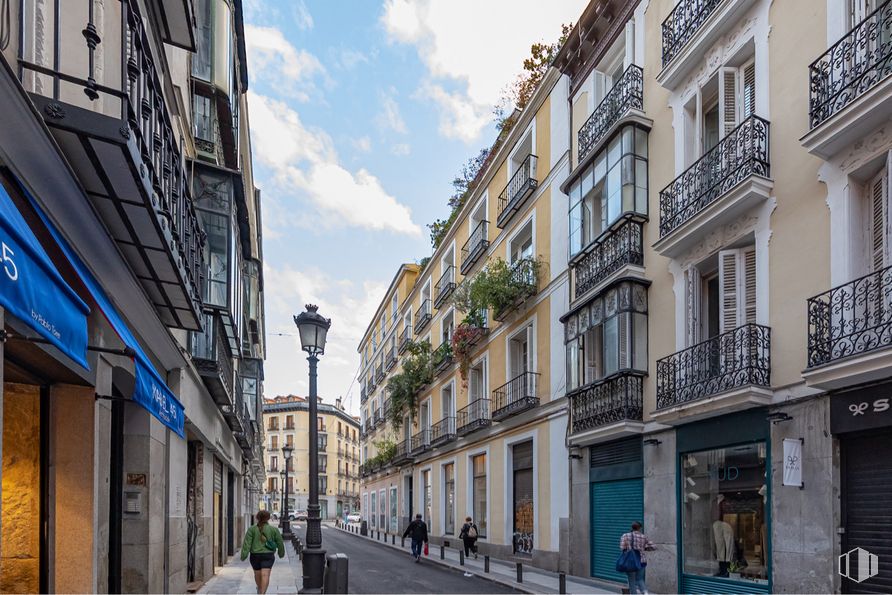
[281,520,293,540]
[299,547,327,593]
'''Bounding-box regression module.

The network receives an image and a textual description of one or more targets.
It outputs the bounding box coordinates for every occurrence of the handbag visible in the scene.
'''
[260,525,277,551]
[616,548,642,573]
[423,542,429,556]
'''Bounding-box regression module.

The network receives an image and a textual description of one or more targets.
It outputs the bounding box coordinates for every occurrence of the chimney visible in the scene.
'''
[335,397,342,410]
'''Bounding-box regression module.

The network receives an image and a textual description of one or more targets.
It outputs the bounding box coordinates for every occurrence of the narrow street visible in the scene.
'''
[294,524,519,594]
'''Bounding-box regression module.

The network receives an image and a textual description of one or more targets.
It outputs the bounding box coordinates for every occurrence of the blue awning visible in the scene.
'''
[0,182,90,368]
[21,184,186,437]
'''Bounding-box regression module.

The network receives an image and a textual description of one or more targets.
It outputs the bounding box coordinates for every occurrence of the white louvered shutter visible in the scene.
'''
[686,267,702,346]
[870,169,889,272]
[741,62,756,120]
[618,314,630,370]
[719,67,739,136]
[719,250,740,333]
[742,246,757,324]
[593,71,607,105]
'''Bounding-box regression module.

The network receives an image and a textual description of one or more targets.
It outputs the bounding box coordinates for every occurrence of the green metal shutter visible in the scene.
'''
[591,478,643,582]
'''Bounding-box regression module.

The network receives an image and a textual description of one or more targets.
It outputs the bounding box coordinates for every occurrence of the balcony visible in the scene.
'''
[571,215,645,302]
[415,300,432,335]
[222,381,246,434]
[461,220,490,274]
[497,155,539,229]
[361,385,368,403]
[376,364,385,384]
[492,372,540,421]
[435,266,457,308]
[658,0,759,89]
[430,417,456,447]
[804,265,892,389]
[192,313,235,407]
[398,325,412,354]
[17,0,204,330]
[493,260,539,322]
[655,115,771,259]
[392,439,413,465]
[654,323,772,424]
[386,346,397,371]
[802,0,892,159]
[372,410,383,428]
[456,399,491,436]
[432,343,454,377]
[578,65,645,163]
[410,429,431,454]
[568,373,644,445]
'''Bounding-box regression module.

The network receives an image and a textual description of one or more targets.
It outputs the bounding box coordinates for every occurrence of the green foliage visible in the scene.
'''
[386,340,433,429]
[451,321,486,383]
[431,341,453,369]
[466,257,542,318]
[428,148,490,249]
[371,438,396,463]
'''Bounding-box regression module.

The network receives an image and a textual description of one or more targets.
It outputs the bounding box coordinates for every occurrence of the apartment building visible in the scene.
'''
[0,0,266,592]
[262,395,361,520]
[359,65,573,570]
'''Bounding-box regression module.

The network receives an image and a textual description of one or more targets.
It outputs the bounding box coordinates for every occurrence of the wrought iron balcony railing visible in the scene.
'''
[192,312,235,406]
[661,0,726,67]
[461,220,490,274]
[578,65,644,161]
[415,299,432,334]
[808,0,892,128]
[571,215,645,301]
[497,154,539,228]
[432,343,454,376]
[386,346,397,370]
[659,115,770,238]
[410,429,431,454]
[493,259,539,322]
[393,439,413,464]
[360,385,368,403]
[492,372,540,421]
[435,265,457,308]
[568,372,644,434]
[456,398,491,435]
[376,364,385,383]
[398,325,412,354]
[656,323,771,409]
[430,417,456,447]
[807,265,892,368]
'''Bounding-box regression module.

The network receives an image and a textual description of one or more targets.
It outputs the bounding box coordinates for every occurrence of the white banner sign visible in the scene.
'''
[783,438,803,487]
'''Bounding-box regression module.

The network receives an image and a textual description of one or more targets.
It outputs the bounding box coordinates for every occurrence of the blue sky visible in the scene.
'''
[245,0,586,413]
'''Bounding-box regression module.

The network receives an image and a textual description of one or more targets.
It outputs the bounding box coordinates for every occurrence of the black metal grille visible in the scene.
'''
[386,346,397,370]
[661,0,726,67]
[497,155,538,228]
[578,65,644,161]
[432,343,454,376]
[435,265,456,308]
[376,364,385,383]
[568,372,644,434]
[493,260,539,321]
[457,399,491,435]
[415,299,432,334]
[659,115,770,238]
[808,0,892,128]
[430,417,456,446]
[572,216,644,301]
[410,429,430,454]
[398,325,412,354]
[393,439,412,463]
[807,265,892,368]
[656,323,771,409]
[461,220,490,274]
[492,372,540,420]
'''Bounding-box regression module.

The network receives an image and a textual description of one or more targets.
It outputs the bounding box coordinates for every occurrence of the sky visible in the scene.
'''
[246,0,587,415]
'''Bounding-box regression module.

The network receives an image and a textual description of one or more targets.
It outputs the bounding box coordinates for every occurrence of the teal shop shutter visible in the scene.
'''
[591,478,643,582]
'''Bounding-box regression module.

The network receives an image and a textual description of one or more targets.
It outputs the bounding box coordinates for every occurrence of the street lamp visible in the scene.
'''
[293,304,331,593]
[281,445,294,539]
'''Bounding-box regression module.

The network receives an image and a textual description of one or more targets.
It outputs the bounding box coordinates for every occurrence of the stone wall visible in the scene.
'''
[642,428,679,594]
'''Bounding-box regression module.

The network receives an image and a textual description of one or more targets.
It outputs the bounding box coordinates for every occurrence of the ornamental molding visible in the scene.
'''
[679,16,759,102]
[836,125,892,174]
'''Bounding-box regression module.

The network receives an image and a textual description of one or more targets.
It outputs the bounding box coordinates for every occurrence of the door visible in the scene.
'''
[213,457,223,567]
[512,441,534,555]
[590,479,644,582]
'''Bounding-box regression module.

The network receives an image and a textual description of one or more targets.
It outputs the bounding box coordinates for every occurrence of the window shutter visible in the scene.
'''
[742,247,757,324]
[719,67,739,136]
[719,250,740,333]
[593,71,607,104]
[618,313,630,370]
[469,366,479,401]
[870,168,889,272]
[741,62,756,119]
[686,267,702,346]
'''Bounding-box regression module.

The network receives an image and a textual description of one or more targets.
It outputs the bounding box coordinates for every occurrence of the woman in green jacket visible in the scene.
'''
[240,510,285,594]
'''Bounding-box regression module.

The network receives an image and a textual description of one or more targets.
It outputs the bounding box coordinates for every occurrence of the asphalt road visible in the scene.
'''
[293,523,519,594]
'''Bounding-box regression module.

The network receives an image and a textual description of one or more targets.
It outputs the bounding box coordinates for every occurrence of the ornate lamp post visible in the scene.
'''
[294,304,331,593]
[281,444,294,538]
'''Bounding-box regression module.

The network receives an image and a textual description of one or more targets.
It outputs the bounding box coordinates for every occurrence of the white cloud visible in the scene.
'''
[338,48,370,70]
[377,91,408,135]
[381,0,586,142]
[292,0,314,30]
[244,24,326,101]
[351,136,372,153]
[417,83,491,143]
[390,143,411,156]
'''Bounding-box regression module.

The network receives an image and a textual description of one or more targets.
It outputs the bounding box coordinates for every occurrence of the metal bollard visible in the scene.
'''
[392,534,395,545]
[559,572,566,594]
[440,545,444,560]
[484,555,490,573]
[323,553,349,594]
[516,562,523,583]
[459,550,464,565]
[401,536,405,547]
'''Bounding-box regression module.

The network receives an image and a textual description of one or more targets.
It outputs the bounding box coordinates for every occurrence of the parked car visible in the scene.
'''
[346,512,361,523]
[295,510,308,521]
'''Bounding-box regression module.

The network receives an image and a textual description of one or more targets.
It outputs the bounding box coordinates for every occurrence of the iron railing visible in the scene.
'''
[661,0,726,67]
[497,154,538,228]
[659,115,770,237]
[578,64,644,160]
[493,259,539,321]
[410,429,430,454]
[571,216,644,300]
[807,265,892,367]
[376,363,385,383]
[492,372,540,420]
[808,0,892,128]
[656,323,771,409]
[393,439,412,463]
[386,345,397,370]
[415,299,432,335]
[568,372,644,434]
[456,398,491,435]
[430,416,456,447]
[461,220,490,274]
[191,313,234,400]
[435,265,456,308]
[398,325,412,354]
[432,342,454,375]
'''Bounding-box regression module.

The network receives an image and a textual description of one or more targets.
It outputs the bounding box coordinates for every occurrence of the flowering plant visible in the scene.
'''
[452,321,486,383]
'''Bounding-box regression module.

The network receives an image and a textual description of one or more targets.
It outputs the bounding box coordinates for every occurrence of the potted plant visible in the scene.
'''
[727,561,742,580]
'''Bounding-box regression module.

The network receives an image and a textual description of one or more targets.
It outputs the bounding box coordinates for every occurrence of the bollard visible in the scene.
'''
[516,562,523,583]
[484,555,490,573]
[440,545,444,560]
[392,534,395,545]
[459,550,464,566]
[559,572,566,594]
[323,553,349,594]
[401,536,405,547]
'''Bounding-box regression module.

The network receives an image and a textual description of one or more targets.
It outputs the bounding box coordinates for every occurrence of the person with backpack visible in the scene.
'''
[402,513,429,563]
[240,510,286,594]
[459,516,479,558]
[618,521,655,594]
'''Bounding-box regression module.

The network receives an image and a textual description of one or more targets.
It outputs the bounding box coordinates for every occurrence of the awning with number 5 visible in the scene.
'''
[0,181,90,368]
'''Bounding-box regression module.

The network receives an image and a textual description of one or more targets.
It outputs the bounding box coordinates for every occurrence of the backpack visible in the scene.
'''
[468,524,478,539]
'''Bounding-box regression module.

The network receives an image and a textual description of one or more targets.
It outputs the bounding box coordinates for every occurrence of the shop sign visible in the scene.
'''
[782,438,803,487]
[831,384,892,434]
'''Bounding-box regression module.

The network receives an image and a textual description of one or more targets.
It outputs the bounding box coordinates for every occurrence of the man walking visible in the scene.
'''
[459,516,479,559]
[402,513,428,563]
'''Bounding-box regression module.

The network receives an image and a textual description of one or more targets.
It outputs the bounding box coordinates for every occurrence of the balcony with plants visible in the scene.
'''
[453,258,541,326]
[435,265,457,308]
[432,342,454,377]
[456,398,491,436]
[577,65,645,164]
[384,340,433,430]
[497,155,539,228]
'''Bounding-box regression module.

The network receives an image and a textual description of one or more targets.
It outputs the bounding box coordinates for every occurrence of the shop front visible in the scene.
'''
[831,382,892,594]
[676,409,771,594]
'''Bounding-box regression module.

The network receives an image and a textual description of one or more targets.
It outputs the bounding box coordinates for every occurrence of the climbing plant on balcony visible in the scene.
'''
[385,340,433,429]
[371,438,396,464]
[451,322,486,383]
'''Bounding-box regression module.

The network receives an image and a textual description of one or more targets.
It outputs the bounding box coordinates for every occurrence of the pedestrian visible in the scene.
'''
[240,510,285,594]
[402,513,429,563]
[459,516,479,559]
[619,521,655,595]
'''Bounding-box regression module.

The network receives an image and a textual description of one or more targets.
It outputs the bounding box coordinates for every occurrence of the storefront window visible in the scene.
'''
[512,442,534,555]
[369,492,376,529]
[681,442,769,584]
[422,470,432,528]
[379,489,386,531]
[472,454,487,538]
[389,486,398,531]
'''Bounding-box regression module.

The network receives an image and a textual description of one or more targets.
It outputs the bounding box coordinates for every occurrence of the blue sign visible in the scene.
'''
[0,182,89,367]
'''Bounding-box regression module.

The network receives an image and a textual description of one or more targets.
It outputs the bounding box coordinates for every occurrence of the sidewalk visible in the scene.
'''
[197,544,301,594]
[334,522,621,594]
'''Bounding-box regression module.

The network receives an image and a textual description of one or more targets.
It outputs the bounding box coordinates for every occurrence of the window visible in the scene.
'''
[192,0,212,80]
[512,441,534,555]
[509,220,534,265]
[270,456,278,471]
[868,168,889,273]
[469,357,488,402]
[268,416,279,430]
[392,294,399,324]
[422,470,432,528]
[444,463,455,534]
[686,246,756,345]
[509,324,533,378]
[441,310,455,345]
[390,486,398,532]
[420,400,431,435]
[193,94,213,141]
[319,476,328,494]
[681,442,768,582]
[472,454,487,538]
[286,415,294,429]
[379,489,387,531]
[271,435,278,449]
[382,311,387,334]
[268,477,277,492]
[370,492,377,529]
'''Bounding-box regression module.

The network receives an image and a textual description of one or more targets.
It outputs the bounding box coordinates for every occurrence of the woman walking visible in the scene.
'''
[619,521,654,594]
[240,510,285,594]
[459,516,479,559]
